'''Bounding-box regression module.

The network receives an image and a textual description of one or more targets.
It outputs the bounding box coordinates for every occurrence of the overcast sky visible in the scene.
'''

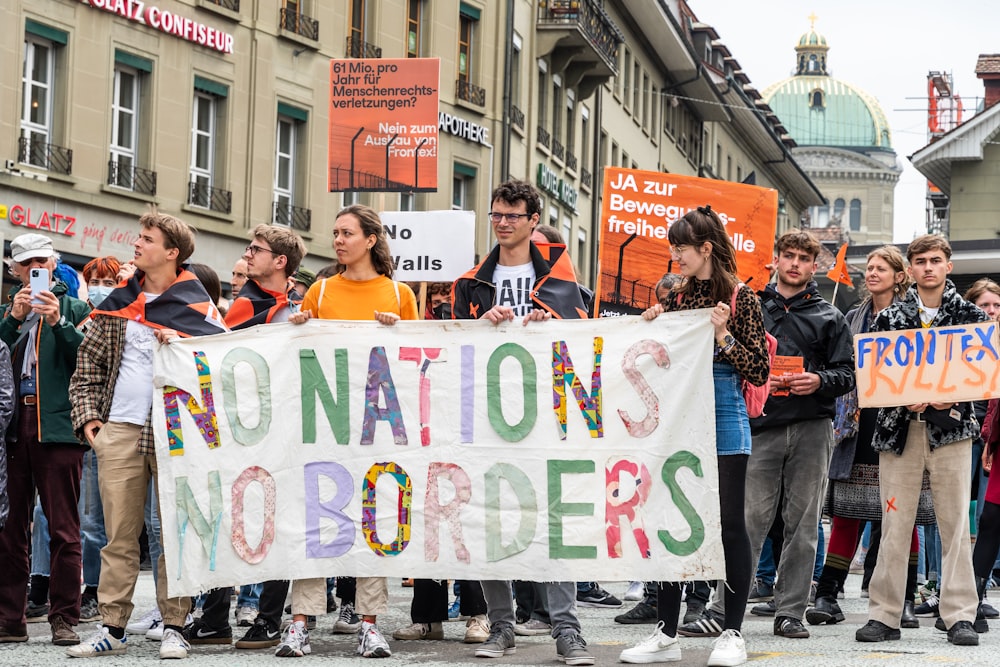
[697,0,1000,242]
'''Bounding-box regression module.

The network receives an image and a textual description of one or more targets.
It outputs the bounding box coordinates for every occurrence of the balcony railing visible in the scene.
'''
[346,35,382,58]
[537,0,623,71]
[566,151,578,172]
[205,0,239,10]
[18,137,72,175]
[510,105,525,131]
[552,138,565,161]
[537,126,551,149]
[108,159,156,196]
[456,79,486,107]
[581,168,592,190]
[279,8,318,41]
[273,201,312,232]
[188,180,232,214]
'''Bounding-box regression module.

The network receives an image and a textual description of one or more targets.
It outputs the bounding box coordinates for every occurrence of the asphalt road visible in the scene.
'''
[2,572,998,665]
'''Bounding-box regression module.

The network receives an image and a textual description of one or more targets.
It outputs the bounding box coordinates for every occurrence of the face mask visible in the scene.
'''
[88,285,114,307]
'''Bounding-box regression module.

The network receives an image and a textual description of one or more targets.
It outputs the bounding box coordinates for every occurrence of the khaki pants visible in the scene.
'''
[356,577,389,617]
[290,578,327,616]
[92,422,189,628]
[868,422,978,629]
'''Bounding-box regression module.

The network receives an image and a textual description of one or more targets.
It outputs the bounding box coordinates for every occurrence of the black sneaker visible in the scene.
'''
[856,620,901,642]
[981,600,998,619]
[914,594,940,617]
[806,597,844,625]
[576,584,623,608]
[79,595,101,623]
[751,600,776,616]
[677,608,724,637]
[748,577,774,602]
[947,620,980,646]
[183,618,233,645]
[614,602,657,624]
[235,618,280,649]
[25,601,49,624]
[936,616,990,634]
[774,616,810,638]
[683,600,705,625]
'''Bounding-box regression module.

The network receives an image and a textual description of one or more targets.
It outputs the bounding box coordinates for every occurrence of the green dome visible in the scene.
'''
[763,23,892,149]
[763,77,893,149]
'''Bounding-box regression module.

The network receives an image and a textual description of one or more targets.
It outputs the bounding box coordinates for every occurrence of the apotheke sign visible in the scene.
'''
[438,112,489,146]
[536,164,578,212]
[79,0,234,54]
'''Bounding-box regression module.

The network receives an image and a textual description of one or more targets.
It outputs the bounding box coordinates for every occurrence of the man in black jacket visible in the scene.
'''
[693,230,854,640]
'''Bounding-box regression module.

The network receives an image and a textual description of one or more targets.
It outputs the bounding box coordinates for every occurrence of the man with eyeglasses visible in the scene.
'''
[0,233,88,647]
[450,180,594,665]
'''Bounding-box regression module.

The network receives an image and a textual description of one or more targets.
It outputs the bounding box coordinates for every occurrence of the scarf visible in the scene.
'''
[225,279,300,330]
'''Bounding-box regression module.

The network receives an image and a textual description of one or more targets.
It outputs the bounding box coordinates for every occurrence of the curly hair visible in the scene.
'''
[335,204,395,278]
[774,229,822,260]
[490,179,542,217]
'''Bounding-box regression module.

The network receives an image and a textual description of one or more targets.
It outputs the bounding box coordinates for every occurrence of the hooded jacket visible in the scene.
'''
[751,281,855,433]
[451,242,589,320]
[0,280,90,445]
[871,280,988,454]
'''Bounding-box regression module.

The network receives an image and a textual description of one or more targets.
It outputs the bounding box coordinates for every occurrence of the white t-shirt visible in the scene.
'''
[492,262,536,317]
[109,294,158,425]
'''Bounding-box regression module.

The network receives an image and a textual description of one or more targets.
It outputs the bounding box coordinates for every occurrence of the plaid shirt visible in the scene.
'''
[70,315,155,455]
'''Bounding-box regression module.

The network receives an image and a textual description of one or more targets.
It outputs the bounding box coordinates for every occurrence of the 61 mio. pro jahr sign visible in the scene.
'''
[854,321,1000,408]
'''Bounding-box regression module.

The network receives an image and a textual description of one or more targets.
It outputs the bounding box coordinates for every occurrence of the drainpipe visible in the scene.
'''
[499,0,515,182]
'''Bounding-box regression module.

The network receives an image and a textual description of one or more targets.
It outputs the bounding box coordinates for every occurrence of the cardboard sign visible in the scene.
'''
[328,58,440,192]
[855,322,1000,408]
[153,313,725,596]
[596,168,778,316]
[379,210,475,282]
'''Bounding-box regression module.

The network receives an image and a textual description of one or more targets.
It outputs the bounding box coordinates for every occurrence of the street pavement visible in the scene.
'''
[2,572,999,665]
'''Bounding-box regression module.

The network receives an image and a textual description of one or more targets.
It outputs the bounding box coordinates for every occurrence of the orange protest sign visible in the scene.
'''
[328,58,440,192]
[855,322,1000,407]
[596,168,778,316]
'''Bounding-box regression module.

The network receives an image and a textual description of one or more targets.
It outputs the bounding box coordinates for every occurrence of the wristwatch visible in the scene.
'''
[719,334,737,353]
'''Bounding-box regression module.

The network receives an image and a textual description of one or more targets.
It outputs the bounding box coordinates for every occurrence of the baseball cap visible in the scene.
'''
[10,233,55,263]
[293,267,317,288]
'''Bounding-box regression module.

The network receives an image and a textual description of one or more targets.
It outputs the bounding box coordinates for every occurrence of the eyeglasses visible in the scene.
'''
[488,212,532,224]
[669,245,690,258]
[245,244,278,257]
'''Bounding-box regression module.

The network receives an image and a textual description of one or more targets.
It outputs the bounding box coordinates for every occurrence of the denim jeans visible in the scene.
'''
[755,538,775,585]
[238,583,263,609]
[482,581,580,638]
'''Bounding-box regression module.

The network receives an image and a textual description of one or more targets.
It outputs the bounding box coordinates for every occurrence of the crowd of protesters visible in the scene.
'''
[0,180,998,667]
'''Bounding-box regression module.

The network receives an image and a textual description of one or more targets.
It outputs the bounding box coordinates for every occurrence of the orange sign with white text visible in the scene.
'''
[596,168,778,316]
[328,58,440,192]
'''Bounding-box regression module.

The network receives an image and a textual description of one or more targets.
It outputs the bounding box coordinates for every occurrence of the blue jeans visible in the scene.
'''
[756,538,775,585]
[30,450,107,587]
[238,583,263,609]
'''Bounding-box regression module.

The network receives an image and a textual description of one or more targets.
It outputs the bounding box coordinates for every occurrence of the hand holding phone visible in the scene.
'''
[30,268,50,305]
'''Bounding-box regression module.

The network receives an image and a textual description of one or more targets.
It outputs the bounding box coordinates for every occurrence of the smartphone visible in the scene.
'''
[30,268,49,305]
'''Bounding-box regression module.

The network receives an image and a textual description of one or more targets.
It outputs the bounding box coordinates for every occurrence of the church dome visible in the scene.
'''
[763,21,893,150]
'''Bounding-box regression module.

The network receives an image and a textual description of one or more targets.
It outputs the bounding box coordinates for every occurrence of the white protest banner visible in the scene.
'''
[153,313,723,597]
[379,210,475,282]
[855,321,1000,408]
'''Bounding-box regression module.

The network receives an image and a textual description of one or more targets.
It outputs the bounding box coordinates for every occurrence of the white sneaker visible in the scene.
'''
[147,614,192,642]
[357,620,391,658]
[625,581,645,602]
[160,628,190,659]
[235,605,258,627]
[126,608,162,635]
[275,620,311,657]
[463,614,490,643]
[708,629,746,667]
[619,622,681,663]
[66,624,127,658]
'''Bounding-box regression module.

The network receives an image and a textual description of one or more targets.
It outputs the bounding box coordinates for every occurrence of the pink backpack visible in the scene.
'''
[731,283,777,418]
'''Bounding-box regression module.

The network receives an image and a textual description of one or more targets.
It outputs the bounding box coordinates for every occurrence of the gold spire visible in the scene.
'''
[808,12,818,30]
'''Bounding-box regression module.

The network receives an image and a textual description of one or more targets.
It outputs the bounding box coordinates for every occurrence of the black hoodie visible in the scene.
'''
[751,281,855,433]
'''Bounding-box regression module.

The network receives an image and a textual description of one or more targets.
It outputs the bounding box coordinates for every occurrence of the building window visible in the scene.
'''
[189,77,228,209]
[565,89,575,160]
[537,60,548,127]
[400,192,415,211]
[552,74,563,147]
[580,106,590,166]
[833,197,845,224]
[343,191,360,206]
[453,164,476,210]
[810,88,825,110]
[350,0,366,45]
[406,0,423,58]
[849,198,862,231]
[458,9,474,84]
[20,24,70,173]
[623,49,632,110]
[274,107,308,229]
[110,66,139,187]
[511,34,522,105]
